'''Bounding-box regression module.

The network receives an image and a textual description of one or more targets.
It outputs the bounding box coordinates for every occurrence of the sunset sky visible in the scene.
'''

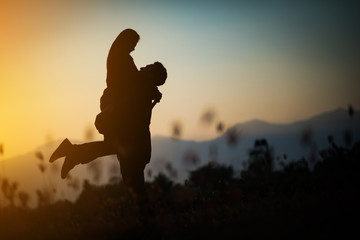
[1,0,359,158]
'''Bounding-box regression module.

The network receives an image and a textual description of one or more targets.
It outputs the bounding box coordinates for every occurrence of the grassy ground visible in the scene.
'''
[1,141,359,239]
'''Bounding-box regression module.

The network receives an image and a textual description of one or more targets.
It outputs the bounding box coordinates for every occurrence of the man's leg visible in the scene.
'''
[119,153,146,201]
[118,133,151,208]
[126,161,152,222]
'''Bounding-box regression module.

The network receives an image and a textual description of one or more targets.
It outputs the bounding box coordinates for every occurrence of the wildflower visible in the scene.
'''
[84,125,95,141]
[183,149,200,166]
[216,122,224,133]
[226,126,241,147]
[300,128,312,146]
[171,121,182,138]
[348,105,354,118]
[35,151,44,161]
[147,169,152,178]
[200,108,216,125]
[165,162,178,179]
[38,163,46,173]
[18,191,30,208]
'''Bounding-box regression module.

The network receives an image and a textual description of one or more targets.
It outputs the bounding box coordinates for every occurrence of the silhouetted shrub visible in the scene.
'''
[152,172,174,193]
[1,139,360,239]
[189,163,234,190]
[241,138,274,180]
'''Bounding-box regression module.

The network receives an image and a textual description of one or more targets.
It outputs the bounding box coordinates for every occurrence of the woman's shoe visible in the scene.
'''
[61,149,79,179]
[49,138,72,163]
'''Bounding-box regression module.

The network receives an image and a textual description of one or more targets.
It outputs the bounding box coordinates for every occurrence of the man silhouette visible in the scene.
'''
[118,62,166,202]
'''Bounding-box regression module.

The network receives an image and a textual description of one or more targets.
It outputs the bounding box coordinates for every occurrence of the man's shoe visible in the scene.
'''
[49,138,72,163]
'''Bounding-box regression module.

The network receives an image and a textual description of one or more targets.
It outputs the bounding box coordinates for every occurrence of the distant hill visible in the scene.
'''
[151,108,360,179]
[1,108,359,207]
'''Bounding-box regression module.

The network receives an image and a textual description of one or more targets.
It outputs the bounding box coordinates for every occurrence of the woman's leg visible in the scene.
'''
[61,140,116,179]
[74,141,116,164]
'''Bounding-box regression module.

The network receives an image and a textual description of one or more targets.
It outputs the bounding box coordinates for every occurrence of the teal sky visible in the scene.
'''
[1,0,359,158]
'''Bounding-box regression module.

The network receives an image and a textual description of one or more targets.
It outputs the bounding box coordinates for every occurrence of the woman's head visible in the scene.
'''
[110,28,140,54]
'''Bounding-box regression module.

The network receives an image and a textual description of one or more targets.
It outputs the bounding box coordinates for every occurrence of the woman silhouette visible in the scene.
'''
[50,28,140,174]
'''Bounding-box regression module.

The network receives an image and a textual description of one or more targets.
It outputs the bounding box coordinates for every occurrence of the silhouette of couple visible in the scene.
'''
[49,29,167,204]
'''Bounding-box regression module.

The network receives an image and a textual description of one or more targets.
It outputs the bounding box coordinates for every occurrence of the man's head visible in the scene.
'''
[140,62,167,86]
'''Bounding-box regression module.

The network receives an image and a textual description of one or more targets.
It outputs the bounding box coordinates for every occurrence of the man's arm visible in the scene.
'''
[151,86,162,108]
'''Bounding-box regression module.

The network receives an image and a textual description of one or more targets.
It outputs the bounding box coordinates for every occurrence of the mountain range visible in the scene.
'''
[150,107,360,180]
[1,107,359,207]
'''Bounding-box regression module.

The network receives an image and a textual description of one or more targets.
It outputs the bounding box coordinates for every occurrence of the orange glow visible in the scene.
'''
[1,1,359,159]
